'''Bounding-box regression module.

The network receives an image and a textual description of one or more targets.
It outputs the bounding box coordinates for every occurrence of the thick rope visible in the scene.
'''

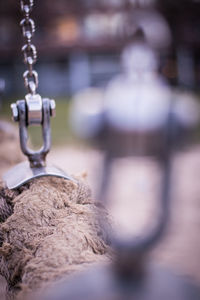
[0,176,111,300]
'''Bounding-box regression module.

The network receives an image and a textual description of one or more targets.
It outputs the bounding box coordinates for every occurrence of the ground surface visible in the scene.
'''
[0,144,200,298]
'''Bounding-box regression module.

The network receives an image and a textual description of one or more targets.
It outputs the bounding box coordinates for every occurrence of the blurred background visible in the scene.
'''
[0,0,200,97]
[1,0,200,143]
[0,0,200,298]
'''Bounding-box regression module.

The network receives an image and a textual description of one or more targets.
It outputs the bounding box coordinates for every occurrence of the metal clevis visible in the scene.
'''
[3,93,72,189]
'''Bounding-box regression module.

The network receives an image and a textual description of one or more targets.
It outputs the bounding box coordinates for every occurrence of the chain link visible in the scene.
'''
[20,0,38,94]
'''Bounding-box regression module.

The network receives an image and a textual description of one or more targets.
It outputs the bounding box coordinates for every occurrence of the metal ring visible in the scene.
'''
[20,0,33,13]
[20,18,35,38]
[28,81,36,94]
[23,70,38,91]
[22,44,37,65]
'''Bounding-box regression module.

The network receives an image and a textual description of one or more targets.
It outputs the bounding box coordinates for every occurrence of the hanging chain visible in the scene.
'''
[20,0,38,94]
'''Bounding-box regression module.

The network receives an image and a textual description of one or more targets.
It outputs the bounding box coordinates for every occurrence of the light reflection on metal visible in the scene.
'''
[3,96,71,189]
[3,0,72,189]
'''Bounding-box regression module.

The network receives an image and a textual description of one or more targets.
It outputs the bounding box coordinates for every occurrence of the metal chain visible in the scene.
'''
[20,0,38,94]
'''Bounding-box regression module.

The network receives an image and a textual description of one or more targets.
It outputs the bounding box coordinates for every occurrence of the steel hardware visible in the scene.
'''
[3,0,72,189]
